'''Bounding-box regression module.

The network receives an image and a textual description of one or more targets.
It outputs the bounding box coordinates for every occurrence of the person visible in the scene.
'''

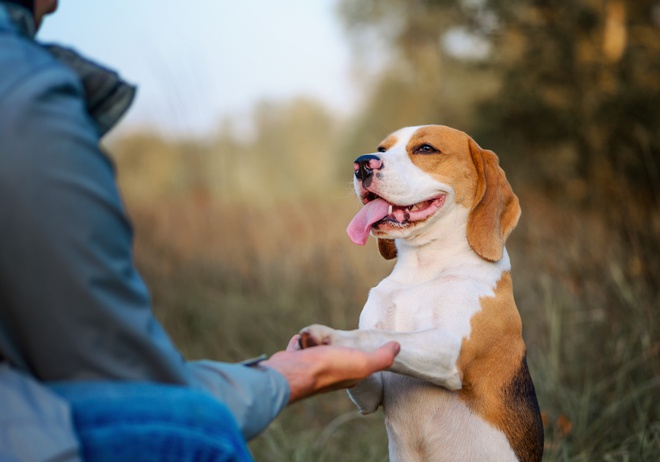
[0,1,400,460]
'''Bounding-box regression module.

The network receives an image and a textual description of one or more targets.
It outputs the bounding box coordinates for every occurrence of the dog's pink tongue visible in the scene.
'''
[347,198,390,245]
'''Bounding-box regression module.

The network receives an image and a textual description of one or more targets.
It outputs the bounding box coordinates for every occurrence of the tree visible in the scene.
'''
[337,0,660,278]
[339,0,660,200]
[477,0,660,208]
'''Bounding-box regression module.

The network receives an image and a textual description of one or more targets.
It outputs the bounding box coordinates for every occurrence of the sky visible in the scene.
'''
[38,0,356,137]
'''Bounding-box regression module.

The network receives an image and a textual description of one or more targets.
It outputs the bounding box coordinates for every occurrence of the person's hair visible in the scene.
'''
[5,0,34,13]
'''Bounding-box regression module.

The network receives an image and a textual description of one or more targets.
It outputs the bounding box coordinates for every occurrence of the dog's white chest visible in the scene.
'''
[359,275,487,335]
[359,282,416,331]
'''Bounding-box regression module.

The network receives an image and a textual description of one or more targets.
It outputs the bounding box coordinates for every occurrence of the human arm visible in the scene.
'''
[0,41,398,441]
[0,43,288,440]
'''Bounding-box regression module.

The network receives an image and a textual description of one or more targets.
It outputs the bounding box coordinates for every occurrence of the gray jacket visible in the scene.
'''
[0,3,289,459]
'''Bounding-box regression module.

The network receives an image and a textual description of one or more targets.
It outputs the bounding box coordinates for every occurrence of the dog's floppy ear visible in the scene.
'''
[378,238,397,260]
[466,138,521,262]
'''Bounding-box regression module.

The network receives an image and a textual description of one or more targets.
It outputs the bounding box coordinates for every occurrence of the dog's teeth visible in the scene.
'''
[388,205,393,215]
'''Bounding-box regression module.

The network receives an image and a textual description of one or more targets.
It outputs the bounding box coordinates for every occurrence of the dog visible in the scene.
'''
[299,125,543,461]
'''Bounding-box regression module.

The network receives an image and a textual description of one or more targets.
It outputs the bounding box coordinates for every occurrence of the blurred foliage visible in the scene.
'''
[336,0,660,287]
[338,0,660,203]
[113,98,340,202]
[109,0,659,460]
[476,0,660,213]
[126,196,658,461]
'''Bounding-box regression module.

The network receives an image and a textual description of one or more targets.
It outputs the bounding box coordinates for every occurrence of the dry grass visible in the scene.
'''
[126,186,659,461]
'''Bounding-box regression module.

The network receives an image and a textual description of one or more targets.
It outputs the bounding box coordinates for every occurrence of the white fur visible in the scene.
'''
[301,127,518,461]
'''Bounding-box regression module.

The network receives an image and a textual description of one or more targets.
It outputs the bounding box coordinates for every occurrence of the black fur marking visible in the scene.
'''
[502,354,544,462]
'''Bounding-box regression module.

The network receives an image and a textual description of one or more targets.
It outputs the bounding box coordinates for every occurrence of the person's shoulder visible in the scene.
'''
[0,30,91,163]
[0,28,79,107]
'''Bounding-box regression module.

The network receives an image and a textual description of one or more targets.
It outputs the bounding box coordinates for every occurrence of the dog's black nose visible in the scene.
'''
[354,154,383,182]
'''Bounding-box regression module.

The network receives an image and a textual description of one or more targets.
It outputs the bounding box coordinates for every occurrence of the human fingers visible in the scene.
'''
[329,341,400,380]
[364,341,400,373]
[311,342,400,393]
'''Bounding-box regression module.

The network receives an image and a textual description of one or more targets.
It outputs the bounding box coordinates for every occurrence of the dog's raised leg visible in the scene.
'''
[300,324,463,390]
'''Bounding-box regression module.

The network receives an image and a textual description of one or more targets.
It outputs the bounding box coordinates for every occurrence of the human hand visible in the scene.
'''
[261,335,399,403]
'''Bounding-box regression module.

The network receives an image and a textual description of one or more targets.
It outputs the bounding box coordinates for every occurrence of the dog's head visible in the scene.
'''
[346,125,520,262]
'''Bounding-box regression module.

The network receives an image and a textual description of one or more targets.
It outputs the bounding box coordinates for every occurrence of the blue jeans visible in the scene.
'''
[49,382,254,462]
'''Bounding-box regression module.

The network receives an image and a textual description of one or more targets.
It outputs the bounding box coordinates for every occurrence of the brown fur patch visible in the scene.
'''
[396,125,520,262]
[457,272,544,461]
[403,125,478,208]
[466,139,521,262]
[378,134,399,152]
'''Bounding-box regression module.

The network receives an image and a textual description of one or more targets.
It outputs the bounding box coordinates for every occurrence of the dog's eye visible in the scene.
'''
[414,144,438,154]
[377,146,386,153]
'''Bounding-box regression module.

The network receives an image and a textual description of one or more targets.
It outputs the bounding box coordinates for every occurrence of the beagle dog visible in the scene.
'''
[299,125,543,461]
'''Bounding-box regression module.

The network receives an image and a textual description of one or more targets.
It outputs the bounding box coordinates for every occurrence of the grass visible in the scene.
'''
[125,188,659,461]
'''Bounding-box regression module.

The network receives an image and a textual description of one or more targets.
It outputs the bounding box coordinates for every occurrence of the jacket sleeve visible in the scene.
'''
[0,50,288,439]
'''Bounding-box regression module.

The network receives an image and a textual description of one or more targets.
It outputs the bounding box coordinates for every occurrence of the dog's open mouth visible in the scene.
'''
[347,194,446,245]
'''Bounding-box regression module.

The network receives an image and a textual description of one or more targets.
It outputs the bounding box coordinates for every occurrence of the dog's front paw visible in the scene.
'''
[298,324,338,349]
